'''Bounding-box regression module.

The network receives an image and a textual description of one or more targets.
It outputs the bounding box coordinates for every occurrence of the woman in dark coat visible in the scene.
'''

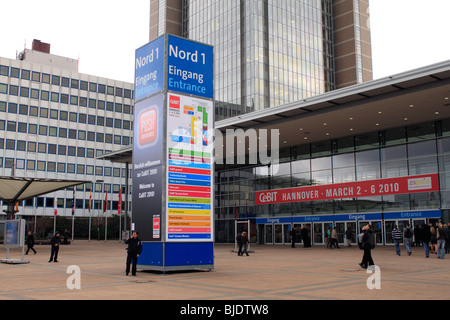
[359,225,374,269]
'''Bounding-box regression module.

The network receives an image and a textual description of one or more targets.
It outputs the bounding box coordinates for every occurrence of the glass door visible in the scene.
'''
[265,224,273,244]
[384,220,396,244]
[313,223,323,244]
[274,224,283,244]
[335,222,345,243]
[346,222,357,245]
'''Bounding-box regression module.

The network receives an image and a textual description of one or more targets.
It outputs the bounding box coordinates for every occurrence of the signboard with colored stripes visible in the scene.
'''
[166,93,214,241]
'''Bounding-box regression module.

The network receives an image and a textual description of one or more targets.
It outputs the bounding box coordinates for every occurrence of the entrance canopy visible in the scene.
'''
[0,176,87,203]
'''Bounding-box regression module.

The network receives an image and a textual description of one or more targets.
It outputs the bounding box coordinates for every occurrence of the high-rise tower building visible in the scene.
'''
[149,0,372,120]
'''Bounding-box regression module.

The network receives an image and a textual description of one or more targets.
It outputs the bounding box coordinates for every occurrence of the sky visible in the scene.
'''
[0,0,449,83]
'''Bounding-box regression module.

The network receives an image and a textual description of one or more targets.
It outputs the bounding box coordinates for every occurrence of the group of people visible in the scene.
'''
[290,226,312,248]
[391,222,449,259]
[24,229,143,276]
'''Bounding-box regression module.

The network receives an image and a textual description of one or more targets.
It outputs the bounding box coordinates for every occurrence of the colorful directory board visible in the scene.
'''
[166,93,214,241]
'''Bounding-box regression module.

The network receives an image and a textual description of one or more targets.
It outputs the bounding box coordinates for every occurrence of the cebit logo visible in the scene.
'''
[258,192,277,203]
[138,108,157,147]
[169,95,180,109]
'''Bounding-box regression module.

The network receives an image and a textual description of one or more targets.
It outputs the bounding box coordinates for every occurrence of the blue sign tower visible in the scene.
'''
[133,35,214,272]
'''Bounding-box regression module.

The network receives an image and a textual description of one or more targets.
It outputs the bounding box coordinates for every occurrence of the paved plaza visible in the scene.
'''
[0,240,448,300]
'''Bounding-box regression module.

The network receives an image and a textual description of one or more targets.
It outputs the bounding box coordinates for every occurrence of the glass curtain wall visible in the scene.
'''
[185,0,331,120]
[215,119,450,243]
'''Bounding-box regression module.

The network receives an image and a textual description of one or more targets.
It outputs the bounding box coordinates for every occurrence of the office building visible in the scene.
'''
[0,40,133,221]
[150,0,372,120]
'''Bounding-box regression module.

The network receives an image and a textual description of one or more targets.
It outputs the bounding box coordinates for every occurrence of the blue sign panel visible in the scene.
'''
[167,35,213,99]
[135,36,165,102]
[384,210,441,220]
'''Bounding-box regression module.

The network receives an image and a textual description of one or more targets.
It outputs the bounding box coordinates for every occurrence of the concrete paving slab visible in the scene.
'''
[0,240,448,301]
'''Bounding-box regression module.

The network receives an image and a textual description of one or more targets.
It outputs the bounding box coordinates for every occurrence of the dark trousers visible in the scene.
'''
[49,245,59,262]
[237,243,243,256]
[361,248,374,268]
[26,245,36,255]
[126,253,138,275]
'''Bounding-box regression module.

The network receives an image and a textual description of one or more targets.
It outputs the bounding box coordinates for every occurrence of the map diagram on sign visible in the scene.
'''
[168,94,209,148]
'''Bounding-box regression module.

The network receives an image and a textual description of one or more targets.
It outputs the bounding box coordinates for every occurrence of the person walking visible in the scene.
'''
[49,231,61,262]
[345,227,353,247]
[125,231,142,276]
[430,223,437,254]
[422,223,431,258]
[359,225,375,269]
[436,223,446,259]
[330,227,339,248]
[236,231,244,256]
[290,227,297,248]
[404,225,413,256]
[241,231,250,256]
[392,225,403,256]
[25,231,37,255]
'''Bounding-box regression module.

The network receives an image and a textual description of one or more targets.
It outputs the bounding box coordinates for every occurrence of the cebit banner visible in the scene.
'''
[255,174,439,205]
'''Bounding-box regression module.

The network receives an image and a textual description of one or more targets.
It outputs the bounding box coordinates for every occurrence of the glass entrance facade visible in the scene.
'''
[215,118,450,244]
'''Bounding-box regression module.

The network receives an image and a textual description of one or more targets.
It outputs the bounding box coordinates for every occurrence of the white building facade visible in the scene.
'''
[0,45,133,219]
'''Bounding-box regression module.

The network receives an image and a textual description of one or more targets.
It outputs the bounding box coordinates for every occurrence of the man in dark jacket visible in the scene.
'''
[125,231,143,276]
[25,231,37,255]
[49,231,61,262]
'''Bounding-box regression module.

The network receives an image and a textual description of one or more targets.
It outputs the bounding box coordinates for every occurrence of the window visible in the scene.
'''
[0,65,9,76]
[5,139,15,150]
[17,141,26,151]
[20,87,29,97]
[21,69,30,80]
[50,109,58,119]
[41,90,49,101]
[70,79,79,89]
[38,125,48,135]
[51,92,59,102]
[9,85,18,95]
[52,75,60,85]
[7,121,16,132]
[80,81,88,91]
[8,103,17,113]
[27,141,36,152]
[27,160,35,170]
[32,71,40,82]
[38,143,47,153]
[68,146,76,156]
[89,82,97,92]
[59,127,67,138]
[30,89,39,99]
[59,110,68,121]
[0,83,7,94]
[10,67,20,78]
[28,124,37,134]
[17,123,27,133]
[39,107,48,118]
[61,77,70,87]
[37,161,46,171]
[70,96,78,105]
[42,73,50,83]
[58,145,66,155]
[29,106,38,116]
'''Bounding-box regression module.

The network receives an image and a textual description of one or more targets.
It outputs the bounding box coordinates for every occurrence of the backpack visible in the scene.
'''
[405,228,412,238]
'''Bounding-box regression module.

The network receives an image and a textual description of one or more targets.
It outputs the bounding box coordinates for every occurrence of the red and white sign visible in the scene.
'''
[255,174,439,205]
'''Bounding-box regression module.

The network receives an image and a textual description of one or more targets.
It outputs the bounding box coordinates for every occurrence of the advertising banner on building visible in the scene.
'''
[255,173,439,205]
[166,93,214,242]
[132,93,165,241]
